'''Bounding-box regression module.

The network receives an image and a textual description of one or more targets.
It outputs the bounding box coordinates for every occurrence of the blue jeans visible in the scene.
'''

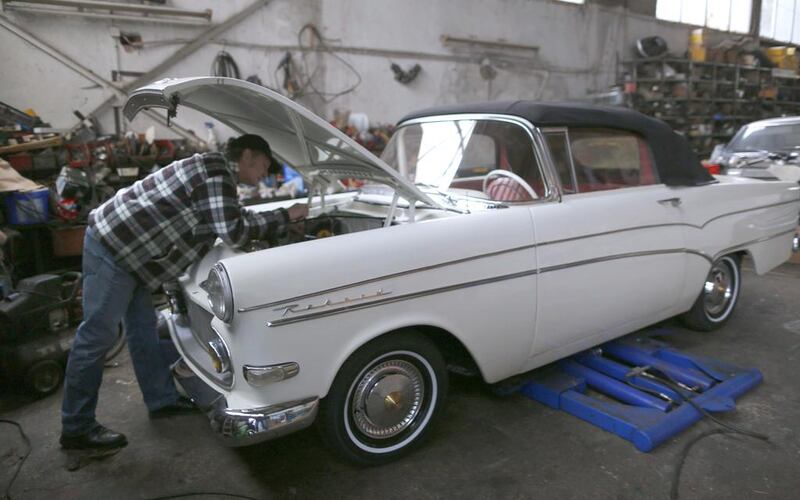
[61,227,180,436]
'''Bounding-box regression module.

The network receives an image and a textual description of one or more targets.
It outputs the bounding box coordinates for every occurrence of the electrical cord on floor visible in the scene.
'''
[0,419,31,500]
[625,367,770,500]
[669,428,741,500]
[146,493,260,500]
[0,418,262,500]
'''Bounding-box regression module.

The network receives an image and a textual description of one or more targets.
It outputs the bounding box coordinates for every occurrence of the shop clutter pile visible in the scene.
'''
[329,109,395,191]
[0,101,200,284]
[331,109,394,156]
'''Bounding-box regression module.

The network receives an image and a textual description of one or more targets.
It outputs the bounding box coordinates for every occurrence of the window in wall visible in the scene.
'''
[760,0,800,43]
[556,0,585,4]
[656,0,752,33]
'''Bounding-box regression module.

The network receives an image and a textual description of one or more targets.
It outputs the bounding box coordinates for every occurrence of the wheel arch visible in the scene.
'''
[320,323,486,399]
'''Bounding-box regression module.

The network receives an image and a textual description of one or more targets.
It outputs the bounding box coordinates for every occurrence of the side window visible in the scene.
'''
[543,131,577,194]
[450,121,546,202]
[567,128,658,192]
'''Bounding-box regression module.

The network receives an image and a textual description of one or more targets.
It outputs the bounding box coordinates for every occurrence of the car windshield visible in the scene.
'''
[380,119,540,193]
[729,122,800,153]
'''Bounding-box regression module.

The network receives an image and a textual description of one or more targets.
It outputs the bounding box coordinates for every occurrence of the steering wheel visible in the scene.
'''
[482,170,539,200]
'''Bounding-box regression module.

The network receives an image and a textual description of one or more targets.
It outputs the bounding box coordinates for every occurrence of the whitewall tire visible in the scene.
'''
[317,331,448,465]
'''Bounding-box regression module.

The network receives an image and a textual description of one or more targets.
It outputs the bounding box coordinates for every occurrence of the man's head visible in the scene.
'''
[226,134,279,186]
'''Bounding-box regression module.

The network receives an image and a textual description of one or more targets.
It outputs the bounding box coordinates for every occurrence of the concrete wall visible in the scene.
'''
[0,0,698,141]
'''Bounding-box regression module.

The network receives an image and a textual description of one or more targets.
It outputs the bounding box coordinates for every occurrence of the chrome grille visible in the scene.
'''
[176,297,233,388]
[186,299,216,346]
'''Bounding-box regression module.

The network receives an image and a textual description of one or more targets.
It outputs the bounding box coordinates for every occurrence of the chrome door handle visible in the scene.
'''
[657,197,682,207]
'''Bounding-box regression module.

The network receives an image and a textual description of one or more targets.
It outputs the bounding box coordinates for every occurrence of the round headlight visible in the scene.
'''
[205,264,234,323]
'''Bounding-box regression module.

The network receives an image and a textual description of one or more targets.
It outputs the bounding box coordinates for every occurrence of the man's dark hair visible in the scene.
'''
[226,134,280,174]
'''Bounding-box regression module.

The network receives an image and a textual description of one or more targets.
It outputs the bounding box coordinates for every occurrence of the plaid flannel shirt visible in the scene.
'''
[90,152,288,291]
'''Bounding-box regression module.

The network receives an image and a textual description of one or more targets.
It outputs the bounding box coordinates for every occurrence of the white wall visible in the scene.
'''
[0,0,695,140]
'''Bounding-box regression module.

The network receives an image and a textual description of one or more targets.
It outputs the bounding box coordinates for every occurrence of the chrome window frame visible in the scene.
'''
[541,127,579,195]
[396,114,561,204]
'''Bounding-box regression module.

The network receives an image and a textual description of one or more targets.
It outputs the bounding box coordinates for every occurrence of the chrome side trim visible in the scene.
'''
[713,228,797,260]
[699,200,799,229]
[267,268,541,327]
[538,249,711,275]
[239,243,537,312]
[266,248,715,328]
[539,199,800,247]
[538,222,686,247]
[241,200,799,314]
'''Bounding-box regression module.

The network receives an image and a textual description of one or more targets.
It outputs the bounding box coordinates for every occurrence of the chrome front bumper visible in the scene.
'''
[208,396,319,446]
[172,363,319,447]
[164,309,319,447]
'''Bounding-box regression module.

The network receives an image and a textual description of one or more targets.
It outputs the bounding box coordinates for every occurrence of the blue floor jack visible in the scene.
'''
[519,332,763,452]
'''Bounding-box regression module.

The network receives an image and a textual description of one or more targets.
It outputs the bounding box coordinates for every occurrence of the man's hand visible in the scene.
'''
[286,203,308,222]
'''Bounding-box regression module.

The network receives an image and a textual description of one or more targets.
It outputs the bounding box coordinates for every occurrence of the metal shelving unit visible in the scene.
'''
[620,58,800,158]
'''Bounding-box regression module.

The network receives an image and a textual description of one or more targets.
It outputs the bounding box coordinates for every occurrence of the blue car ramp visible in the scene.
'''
[519,333,763,452]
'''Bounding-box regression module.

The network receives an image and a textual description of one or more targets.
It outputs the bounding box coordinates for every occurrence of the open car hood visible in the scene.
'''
[123,77,440,207]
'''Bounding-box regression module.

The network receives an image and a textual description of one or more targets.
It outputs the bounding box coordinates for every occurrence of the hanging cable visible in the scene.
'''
[295,23,362,103]
[211,51,240,79]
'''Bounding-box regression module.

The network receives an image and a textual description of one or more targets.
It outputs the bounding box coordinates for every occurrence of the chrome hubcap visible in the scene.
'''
[703,261,734,318]
[351,359,424,439]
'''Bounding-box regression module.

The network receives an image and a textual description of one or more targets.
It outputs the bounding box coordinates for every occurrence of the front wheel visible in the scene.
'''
[681,254,741,331]
[317,331,448,465]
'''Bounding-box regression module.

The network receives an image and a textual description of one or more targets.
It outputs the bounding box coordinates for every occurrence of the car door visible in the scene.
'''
[525,128,688,369]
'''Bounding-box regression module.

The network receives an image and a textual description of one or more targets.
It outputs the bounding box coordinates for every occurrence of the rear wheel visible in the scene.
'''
[317,331,448,465]
[681,254,741,331]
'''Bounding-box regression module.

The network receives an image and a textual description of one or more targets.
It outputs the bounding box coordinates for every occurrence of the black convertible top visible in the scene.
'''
[399,101,714,187]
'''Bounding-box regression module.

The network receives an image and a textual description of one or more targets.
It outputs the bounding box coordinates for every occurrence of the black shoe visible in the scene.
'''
[149,397,197,419]
[60,425,128,450]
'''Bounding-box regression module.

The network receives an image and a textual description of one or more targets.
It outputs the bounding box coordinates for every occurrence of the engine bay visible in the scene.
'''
[246,212,387,251]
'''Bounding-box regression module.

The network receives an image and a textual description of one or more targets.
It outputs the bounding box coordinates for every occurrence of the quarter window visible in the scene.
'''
[543,131,577,194]
[567,128,658,192]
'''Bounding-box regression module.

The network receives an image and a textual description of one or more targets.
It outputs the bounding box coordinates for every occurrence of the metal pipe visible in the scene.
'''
[3,5,213,25]
[560,360,672,412]
[603,343,715,392]
[4,0,211,19]
[440,35,539,53]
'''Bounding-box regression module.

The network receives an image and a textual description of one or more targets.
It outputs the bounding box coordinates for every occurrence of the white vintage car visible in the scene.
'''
[710,116,800,183]
[124,77,800,464]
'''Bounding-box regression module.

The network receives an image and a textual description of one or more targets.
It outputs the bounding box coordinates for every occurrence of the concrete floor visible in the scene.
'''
[2,261,800,500]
